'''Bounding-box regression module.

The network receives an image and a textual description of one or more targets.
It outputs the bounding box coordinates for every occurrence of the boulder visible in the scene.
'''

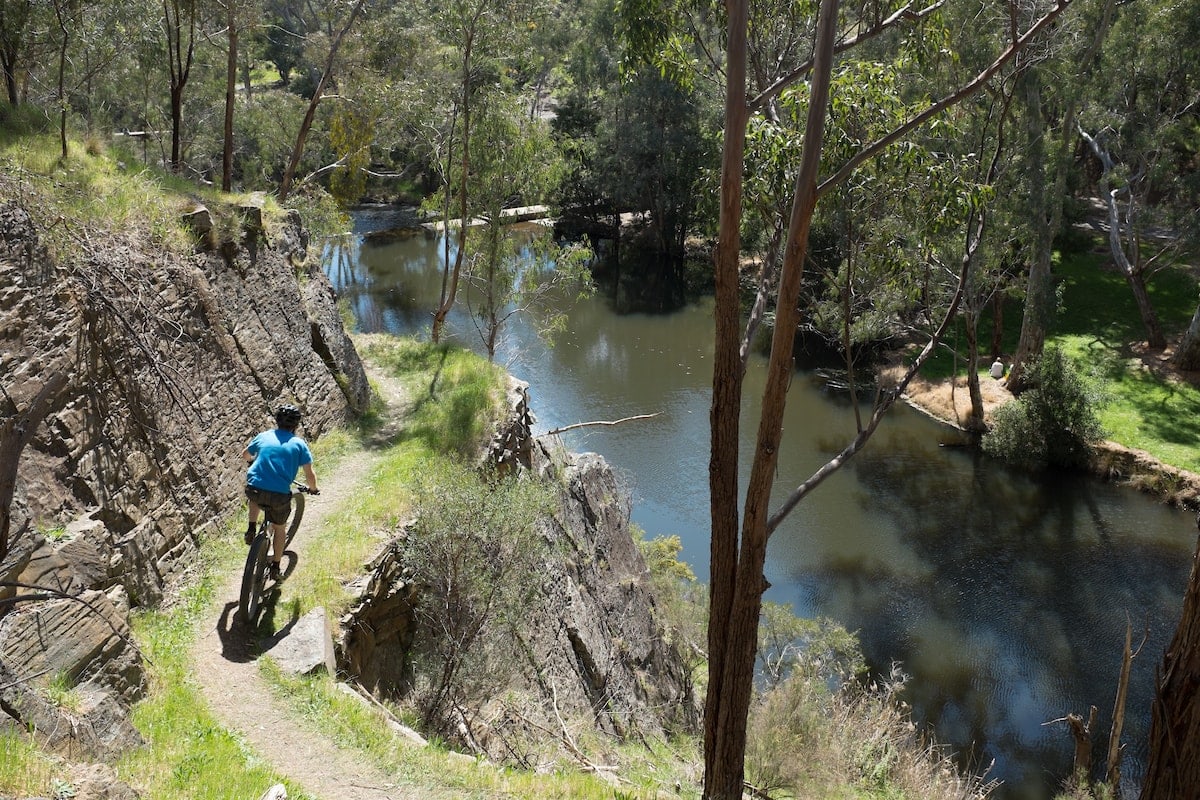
[268,607,337,676]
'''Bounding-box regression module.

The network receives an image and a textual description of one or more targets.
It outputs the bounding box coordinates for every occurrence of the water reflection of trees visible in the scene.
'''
[827,441,1191,795]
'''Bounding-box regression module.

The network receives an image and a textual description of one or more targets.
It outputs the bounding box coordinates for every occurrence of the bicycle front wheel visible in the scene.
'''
[238,533,270,625]
[285,491,305,548]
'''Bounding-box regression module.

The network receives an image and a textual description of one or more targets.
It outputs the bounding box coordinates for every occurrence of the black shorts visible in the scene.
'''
[245,485,293,525]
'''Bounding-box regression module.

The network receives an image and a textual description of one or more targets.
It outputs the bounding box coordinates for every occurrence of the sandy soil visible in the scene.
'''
[878,360,1014,429]
[188,360,419,800]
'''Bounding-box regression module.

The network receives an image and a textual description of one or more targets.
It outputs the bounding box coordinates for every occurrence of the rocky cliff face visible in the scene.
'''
[340,382,699,761]
[0,185,369,760]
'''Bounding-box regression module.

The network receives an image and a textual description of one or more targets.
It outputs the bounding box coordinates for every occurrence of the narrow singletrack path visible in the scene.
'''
[190,363,416,800]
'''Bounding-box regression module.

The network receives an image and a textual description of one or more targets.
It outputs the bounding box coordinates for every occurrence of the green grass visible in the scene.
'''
[922,244,1200,473]
[0,119,296,264]
[115,540,318,800]
[1053,251,1200,473]
[0,732,63,798]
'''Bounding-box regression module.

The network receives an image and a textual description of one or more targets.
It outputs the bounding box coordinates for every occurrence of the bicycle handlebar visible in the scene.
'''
[293,482,320,496]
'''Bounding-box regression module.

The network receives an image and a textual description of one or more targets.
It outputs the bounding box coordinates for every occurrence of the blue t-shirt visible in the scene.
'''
[245,429,313,495]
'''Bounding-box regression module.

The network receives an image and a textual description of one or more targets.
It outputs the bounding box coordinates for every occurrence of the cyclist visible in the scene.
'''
[243,404,319,581]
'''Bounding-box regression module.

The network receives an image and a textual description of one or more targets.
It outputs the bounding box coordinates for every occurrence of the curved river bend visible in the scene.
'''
[325,208,1197,800]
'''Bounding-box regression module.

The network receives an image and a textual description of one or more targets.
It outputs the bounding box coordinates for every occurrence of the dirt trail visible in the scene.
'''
[189,362,417,800]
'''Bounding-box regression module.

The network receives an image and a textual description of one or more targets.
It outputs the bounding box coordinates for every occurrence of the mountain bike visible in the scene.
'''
[238,484,315,625]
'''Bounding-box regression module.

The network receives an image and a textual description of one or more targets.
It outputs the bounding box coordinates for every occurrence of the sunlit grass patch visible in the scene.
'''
[357,335,506,458]
[277,337,508,620]
[0,731,65,798]
[260,663,682,799]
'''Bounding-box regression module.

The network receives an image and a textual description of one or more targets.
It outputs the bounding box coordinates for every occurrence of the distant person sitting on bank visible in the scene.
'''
[990,358,1006,380]
[243,404,318,581]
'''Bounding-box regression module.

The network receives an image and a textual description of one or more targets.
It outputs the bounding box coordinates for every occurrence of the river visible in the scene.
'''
[324,207,1197,800]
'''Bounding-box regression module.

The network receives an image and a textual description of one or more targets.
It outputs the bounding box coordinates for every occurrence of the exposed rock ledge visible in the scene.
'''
[1,187,369,764]
[339,379,699,761]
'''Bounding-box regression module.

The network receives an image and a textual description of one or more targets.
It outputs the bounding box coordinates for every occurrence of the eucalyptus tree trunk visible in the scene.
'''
[278,0,366,201]
[705,0,838,795]
[1140,525,1200,799]
[1007,69,1056,393]
[54,0,68,160]
[163,0,196,172]
[964,306,987,432]
[703,2,1074,796]
[431,0,489,343]
[222,0,237,192]
[1174,305,1200,369]
[1078,127,1165,349]
[1008,0,1111,390]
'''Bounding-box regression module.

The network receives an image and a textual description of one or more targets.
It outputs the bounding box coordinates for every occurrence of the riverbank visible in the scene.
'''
[882,362,1200,511]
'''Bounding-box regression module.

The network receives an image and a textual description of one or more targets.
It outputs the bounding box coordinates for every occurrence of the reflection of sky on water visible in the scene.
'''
[327,208,1196,800]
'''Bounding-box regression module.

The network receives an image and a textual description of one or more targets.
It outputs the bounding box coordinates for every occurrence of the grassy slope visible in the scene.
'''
[1053,250,1200,473]
[925,242,1200,475]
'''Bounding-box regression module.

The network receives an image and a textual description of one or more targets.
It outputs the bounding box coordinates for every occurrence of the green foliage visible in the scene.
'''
[403,462,556,732]
[359,336,506,458]
[230,91,308,190]
[983,346,1106,470]
[747,665,996,800]
[42,672,81,711]
[287,185,351,242]
[329,103,375,205]
[0,731,61,797]
[757,604,865,690]
[636,530,706,683]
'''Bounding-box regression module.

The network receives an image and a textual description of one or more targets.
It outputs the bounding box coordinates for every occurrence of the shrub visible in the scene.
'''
[402,462,555,735]
[747,665,998,799]
[983,346,1105,470]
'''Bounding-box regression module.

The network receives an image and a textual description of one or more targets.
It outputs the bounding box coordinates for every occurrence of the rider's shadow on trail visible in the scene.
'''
[214,551,299,662]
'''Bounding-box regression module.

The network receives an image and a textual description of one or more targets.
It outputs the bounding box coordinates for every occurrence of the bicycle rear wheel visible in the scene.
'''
[238,532,270,625]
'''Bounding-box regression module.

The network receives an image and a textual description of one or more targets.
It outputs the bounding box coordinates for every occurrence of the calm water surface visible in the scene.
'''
[326,208,1197,799]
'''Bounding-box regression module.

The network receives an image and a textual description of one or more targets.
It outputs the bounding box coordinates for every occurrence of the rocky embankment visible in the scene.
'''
[343,382,698,757]
[0,188,369,772]
[1,188,697,797]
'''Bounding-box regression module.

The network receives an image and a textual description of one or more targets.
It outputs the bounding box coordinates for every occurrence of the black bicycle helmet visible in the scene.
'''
[274,404,302,429]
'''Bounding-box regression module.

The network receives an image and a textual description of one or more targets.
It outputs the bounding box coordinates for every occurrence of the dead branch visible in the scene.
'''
[1045,705,1098,782]
[340,681,428,746]
[543,413,660,436]
[1106,619,1148,790]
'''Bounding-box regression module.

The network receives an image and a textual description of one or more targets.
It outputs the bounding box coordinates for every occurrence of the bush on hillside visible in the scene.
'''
[982,346,1105,470]
[402,462,554,735]
[746,662,998,799]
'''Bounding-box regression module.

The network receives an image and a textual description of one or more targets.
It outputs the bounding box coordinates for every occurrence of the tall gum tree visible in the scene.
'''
[162,0,196,171]
[1004,0,1112,390]
[424,0,545,343]
[700,0,1075,795]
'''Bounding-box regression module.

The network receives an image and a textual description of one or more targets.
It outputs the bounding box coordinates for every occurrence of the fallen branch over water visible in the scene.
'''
[544,413,660,436]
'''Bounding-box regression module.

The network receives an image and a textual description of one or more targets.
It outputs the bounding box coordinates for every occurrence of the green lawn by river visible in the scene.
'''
[931,246,1200,475]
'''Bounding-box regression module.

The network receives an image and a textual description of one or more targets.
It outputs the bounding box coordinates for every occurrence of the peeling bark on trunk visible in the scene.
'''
[1079,127,1166,350]
[1140,527,1200,800]
[222,0,237,192]
[1174,305,1200,370]
[965,307,987,432]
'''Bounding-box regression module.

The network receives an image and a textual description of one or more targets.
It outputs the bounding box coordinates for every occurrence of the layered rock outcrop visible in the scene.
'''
[0,183,369,760]
[340,382,698,761]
